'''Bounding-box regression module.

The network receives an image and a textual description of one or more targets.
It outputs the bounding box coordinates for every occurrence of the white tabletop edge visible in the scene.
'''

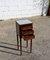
[16,20,32,25]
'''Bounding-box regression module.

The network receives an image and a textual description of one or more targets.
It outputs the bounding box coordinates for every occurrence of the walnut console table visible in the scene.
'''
[16,20,35,55]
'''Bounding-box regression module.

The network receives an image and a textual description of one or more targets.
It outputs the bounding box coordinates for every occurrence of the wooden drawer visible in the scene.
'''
[22,30,34,36]
[20,24,32,30]
[22,34,35,40]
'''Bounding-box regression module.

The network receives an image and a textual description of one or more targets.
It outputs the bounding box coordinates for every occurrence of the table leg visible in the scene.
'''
[17,34,19,50]
[20,37,22,55]
[30,39,32,53]
[26,40,28,48]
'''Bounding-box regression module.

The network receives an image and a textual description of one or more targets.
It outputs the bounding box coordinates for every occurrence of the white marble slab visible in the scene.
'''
[16,20,32,25]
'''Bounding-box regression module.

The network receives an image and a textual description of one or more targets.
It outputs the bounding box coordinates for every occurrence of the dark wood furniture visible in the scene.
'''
[16,20,35,55]
[47,1,50,16]
[48,8,50,15]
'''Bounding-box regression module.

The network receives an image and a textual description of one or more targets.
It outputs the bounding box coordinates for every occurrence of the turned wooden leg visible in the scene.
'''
[26,40,28,48]
[17,34,19,50]
[20,37,22,55]
[30,39,32,53]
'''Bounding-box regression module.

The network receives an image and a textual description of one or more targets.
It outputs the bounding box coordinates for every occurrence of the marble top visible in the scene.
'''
[16,20,32,25]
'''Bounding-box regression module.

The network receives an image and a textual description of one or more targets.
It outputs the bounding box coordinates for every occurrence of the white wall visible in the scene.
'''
[0,0,49,19]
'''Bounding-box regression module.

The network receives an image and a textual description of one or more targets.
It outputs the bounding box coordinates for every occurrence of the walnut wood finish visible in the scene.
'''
[16,20,35,55]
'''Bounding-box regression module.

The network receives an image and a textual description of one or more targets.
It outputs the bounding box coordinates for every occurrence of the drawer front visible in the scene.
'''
[20,24,32,30]
[22,34,35,40]
[22,30,34,36]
